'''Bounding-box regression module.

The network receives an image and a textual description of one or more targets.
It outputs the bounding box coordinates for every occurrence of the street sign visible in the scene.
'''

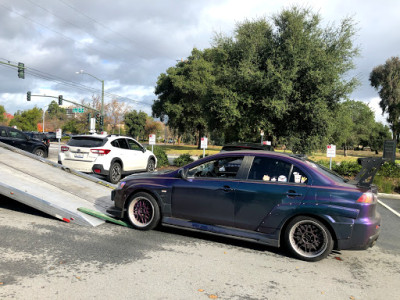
[56,128,62,140]
[327,145,336,158]
[383,140,397,162]
[201,137,208,149]
[149,134,156,145]
[72,107,85,113]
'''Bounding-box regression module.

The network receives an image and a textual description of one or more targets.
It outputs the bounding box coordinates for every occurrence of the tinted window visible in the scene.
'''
[127,139,142,151]
[188,156,244,179]
[116,138,129,149]
[9,129,26,140]
[68,137,107,147]
[248,157,292,183]
[0,128,7,137]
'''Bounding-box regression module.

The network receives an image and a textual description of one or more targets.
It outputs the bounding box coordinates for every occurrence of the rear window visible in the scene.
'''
[305,160,347,183]
[68,136,107,147]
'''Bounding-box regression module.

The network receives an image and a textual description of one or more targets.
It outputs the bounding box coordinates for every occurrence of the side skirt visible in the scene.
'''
[162,217,279,248]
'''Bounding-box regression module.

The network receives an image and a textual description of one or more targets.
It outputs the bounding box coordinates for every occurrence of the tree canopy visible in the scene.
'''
[124,110,148,140]
[370,56,400,140]
[9,107,42,131]
[153,7,360,152]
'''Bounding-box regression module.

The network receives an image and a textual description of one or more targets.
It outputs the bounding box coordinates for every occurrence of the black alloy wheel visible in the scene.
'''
[284,216,333,262]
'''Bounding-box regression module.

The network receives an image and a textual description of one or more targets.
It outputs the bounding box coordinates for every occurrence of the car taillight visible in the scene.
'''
[61,146,69,152]
[91,149,111,155]
[357,192,374,203]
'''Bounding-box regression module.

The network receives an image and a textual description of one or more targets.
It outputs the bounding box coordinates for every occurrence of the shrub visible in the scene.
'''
[378,162,400,178]
[148,146,169,167]
[333,161,362,177]
[174,153,194,167]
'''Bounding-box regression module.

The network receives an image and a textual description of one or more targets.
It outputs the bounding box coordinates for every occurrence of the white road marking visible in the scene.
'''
[378,200,400,218]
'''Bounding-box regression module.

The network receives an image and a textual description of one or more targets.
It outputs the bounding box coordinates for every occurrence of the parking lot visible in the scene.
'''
[1,193,399,299]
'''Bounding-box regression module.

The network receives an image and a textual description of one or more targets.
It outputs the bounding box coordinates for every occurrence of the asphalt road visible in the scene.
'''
[1,194,399,299]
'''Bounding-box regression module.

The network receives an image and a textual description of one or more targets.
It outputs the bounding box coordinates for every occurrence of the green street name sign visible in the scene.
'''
[72,107,85,113]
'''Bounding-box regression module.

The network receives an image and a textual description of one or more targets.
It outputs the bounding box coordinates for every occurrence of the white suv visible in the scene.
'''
[58,134,157,183]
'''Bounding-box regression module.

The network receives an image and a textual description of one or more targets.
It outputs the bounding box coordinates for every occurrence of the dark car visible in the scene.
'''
[221,142,274,152]
[0,126,49,157]
[110,150,381,262]
[24,131,51,147]
[46,131,57,142]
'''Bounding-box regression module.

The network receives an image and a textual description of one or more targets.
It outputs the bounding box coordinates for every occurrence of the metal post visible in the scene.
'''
[101,79,104,131]
[330,157,332,170]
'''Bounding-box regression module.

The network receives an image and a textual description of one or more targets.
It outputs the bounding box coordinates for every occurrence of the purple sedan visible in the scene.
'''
[110,150,381,261]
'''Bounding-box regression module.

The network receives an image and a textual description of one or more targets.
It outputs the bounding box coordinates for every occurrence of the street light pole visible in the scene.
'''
[76,70,105,130]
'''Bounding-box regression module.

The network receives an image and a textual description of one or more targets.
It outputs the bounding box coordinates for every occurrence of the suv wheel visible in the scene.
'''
[108,162,122,184]
[33,148,45,157]
[146,158,156,172]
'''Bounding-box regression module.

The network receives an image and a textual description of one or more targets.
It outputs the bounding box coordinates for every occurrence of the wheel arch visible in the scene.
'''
[110,157,124,171]
[123,188,163,218]
[279,213,339,249]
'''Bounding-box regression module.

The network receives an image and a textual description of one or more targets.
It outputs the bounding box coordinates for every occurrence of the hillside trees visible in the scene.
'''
[153,7,360,153]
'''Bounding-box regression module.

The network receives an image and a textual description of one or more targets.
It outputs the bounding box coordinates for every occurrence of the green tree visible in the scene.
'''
[124,110,147,140]
[153,48,215,148]
[0,105,6,124]
[47,100,66,119]
[153,7,359,153]
[370,122,392,153]
[9,107,42,131]
[370,56,400,140]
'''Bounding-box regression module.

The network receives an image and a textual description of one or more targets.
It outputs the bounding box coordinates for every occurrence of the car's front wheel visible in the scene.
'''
[284,216,333,262]
[146,158,156,172]
[108,162,122,184]
[126,192,160,230]
[33,147,45,157]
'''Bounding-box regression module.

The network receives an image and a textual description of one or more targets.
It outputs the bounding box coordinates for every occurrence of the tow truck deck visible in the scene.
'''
[0,141,116,226]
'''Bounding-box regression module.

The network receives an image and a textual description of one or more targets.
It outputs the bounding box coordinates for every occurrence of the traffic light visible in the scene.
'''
[27,91,31,101]
[18,62,25,79]
[87,113,91,123]
[99,115,104,126]
[58,95,63,105]
[95,113,100,123]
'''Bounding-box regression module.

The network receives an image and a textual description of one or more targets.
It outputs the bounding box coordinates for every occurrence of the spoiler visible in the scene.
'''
[354,157,385,188]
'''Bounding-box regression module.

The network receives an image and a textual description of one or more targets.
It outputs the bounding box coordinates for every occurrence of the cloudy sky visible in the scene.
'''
[0,0,399,124]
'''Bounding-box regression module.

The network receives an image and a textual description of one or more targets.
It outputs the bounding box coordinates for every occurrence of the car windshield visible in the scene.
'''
[68,136,107,147]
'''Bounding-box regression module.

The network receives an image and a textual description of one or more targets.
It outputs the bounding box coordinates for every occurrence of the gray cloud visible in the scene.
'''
[0,0,399,123]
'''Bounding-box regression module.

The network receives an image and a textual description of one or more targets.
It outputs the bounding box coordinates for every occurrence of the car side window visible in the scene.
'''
[127,139,142,151]
[116,138,129,149]
[9,129,26,140]
[0,128,7,137]
[289,166,309,184]
[248,157,292,183]
[111,140,120,148]
[188,157,244,179]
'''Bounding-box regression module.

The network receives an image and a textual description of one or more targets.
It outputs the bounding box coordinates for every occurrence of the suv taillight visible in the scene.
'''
[357,192,374,203]
[91,149,111,155]
[61,146,69,152]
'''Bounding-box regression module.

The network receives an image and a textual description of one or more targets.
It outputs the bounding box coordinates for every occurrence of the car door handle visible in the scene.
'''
[219,185,234,192]
[286,190,302,197]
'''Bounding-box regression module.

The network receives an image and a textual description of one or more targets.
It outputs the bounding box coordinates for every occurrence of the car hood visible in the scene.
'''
[124,169,176,180]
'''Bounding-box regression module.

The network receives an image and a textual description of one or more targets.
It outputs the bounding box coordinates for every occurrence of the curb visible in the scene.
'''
[378,193,400,200]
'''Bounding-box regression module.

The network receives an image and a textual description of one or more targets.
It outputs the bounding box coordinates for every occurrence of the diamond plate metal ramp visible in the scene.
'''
[0,141,116,227]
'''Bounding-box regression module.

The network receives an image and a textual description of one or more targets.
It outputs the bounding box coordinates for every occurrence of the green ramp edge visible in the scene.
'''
[78,207,132,228]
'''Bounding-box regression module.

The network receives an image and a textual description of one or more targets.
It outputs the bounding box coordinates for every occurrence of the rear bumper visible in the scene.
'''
[337,212,381,250]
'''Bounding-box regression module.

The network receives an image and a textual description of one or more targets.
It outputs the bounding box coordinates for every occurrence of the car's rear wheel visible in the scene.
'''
[126,192,160,230]
[33,147,45,157]
[284,216,333,262]
[108,162,122,184]
[146,158,156,172]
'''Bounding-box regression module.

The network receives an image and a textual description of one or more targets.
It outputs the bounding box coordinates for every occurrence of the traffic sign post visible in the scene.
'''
[327,144,336,170]
[149,134,156,152]
[201,137,208,158]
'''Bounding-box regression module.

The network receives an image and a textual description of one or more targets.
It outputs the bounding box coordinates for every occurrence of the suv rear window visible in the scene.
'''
[68,136,107,147]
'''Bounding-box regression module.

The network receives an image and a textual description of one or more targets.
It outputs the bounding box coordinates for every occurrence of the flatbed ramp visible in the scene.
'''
[0,141,116,226]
